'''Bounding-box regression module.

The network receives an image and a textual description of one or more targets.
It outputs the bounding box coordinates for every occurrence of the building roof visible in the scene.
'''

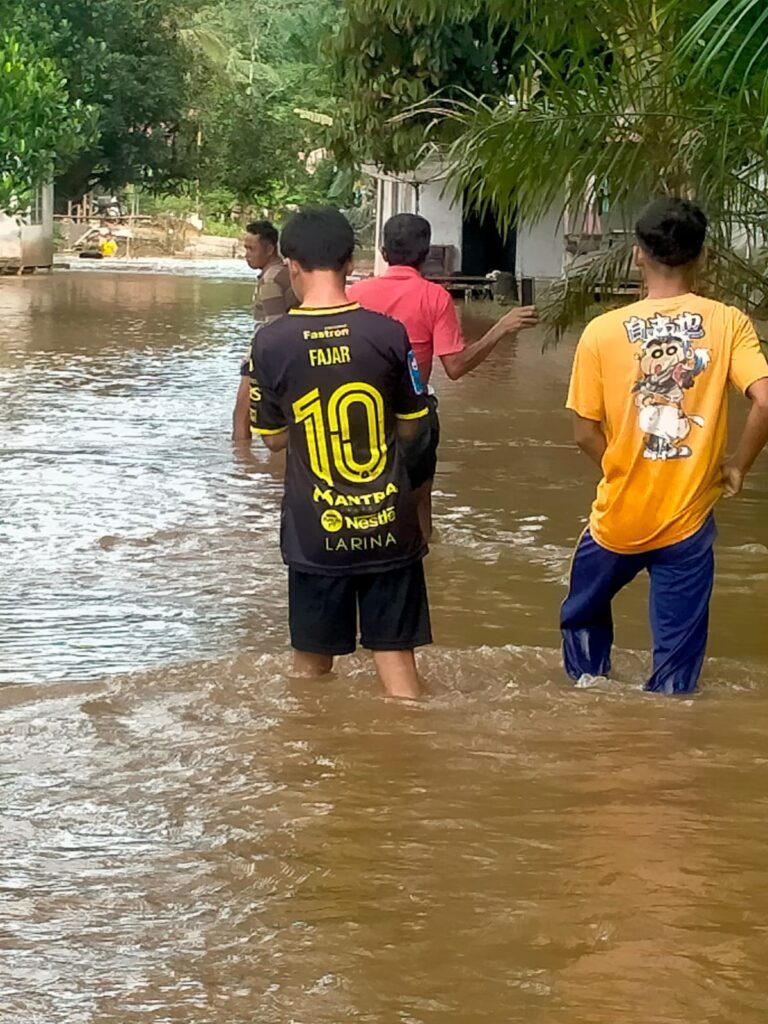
[362,155,451,186]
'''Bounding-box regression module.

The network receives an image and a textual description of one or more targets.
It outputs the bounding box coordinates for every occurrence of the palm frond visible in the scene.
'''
[704,241,768,317]
[349,0,768,335]
[231,58,285,88]
[538,241,636,343]
[294,108,334,126]
[178,26,233,68]
[677,0,768,90]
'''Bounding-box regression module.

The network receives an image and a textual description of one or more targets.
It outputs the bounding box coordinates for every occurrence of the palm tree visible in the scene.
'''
[357,0,768,331]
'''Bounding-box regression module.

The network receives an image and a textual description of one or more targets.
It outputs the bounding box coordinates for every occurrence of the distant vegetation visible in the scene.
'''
[5,0,768,324]
[3,0,352,222]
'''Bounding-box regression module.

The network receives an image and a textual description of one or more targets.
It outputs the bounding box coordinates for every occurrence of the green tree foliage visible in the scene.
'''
[5,0,355,216]
[178,0,350,211]
[330,0,768,326]
[7,0,206,203]
[329,0,622,173]
[330,1,521,172]
[0,29,93,208]
[194,92,323,209]
[680,0,768,89]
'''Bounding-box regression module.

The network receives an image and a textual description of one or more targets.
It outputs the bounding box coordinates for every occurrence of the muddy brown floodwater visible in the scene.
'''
[1,266,768,1023]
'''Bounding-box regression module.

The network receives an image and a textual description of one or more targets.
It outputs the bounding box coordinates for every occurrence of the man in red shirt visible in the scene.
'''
[348,214,538,535]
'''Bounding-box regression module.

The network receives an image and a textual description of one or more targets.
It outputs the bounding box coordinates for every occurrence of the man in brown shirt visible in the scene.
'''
[233,221,297,439]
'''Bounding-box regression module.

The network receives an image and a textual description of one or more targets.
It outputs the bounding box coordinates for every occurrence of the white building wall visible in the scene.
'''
[370,167,570,281]
[373,179,418,274]
[1,183,54,269]
[516,202,566,280]
[417,180,463,266]
[22,182,54,267]
[371,173,463,275]
[0,212,22,263]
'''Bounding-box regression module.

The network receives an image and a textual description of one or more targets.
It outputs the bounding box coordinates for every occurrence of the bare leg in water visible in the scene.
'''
[372,650,421,700]
[292,649,421,700]
[293,651,333,677]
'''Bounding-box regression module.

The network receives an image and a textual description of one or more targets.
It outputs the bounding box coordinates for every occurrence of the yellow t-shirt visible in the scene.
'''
[567,293,768,554]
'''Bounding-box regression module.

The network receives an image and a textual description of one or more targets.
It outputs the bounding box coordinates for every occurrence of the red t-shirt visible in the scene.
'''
[348,266,464,383]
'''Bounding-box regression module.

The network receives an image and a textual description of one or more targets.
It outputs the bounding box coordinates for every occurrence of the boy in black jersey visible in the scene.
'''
[248,208,432,698]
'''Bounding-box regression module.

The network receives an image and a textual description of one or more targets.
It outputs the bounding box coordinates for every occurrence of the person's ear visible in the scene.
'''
[286,258,300,273]
[633,244,645,270]
[286,259,303,292]
[344,258,354,279]
[380,247,388,264]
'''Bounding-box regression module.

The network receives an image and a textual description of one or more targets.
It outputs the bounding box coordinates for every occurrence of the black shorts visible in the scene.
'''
[289,561,432,656]
[400,394,439,490]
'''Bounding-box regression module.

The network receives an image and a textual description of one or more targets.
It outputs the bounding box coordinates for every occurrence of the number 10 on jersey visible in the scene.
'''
[293,383,387,486]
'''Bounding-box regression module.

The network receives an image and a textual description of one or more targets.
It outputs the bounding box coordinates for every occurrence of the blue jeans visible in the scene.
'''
[560,515,716,695]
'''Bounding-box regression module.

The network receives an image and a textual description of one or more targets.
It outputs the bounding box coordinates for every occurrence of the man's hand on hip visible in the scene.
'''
[721,461,745,499]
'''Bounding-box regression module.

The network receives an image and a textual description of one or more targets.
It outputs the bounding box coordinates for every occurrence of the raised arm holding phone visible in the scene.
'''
[348,214,538,538]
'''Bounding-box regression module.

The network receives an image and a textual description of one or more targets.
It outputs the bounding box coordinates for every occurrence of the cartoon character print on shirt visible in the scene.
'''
[624,312,711,461]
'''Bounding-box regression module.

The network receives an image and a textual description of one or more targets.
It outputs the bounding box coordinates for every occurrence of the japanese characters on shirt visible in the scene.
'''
[624,312,711,462]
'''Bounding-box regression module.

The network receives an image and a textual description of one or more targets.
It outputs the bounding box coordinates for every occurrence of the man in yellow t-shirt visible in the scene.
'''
[563,198,768,695]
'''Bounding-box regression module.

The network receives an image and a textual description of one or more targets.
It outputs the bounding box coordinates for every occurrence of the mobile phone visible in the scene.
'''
[521,277,536,306]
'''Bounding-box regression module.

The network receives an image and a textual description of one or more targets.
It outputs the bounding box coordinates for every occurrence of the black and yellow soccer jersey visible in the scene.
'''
[249,302,429,574]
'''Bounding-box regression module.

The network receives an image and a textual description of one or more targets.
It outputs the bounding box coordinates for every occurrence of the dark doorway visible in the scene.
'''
[461,203,516,277]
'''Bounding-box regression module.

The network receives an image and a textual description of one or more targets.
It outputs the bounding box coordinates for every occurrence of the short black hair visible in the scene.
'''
[635,198,707,268]
[280,207,355,271]
[383,213,431,268]
[245,220,279,248]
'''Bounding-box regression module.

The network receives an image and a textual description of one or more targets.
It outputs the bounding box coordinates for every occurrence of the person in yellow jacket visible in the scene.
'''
[98,229,118,258]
